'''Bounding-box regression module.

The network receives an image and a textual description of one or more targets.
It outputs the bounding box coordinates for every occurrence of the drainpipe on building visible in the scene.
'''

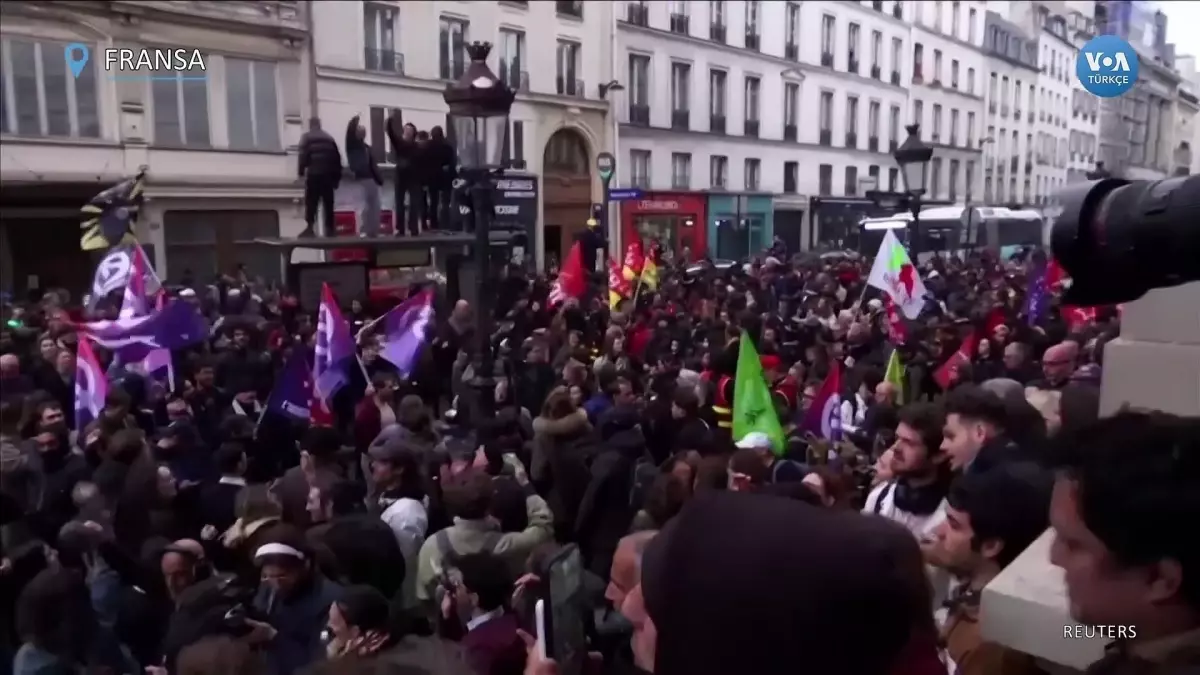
[609,5,621,260]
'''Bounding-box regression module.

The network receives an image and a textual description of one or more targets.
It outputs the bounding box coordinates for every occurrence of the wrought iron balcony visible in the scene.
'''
[819,129,832,146]
[785,43,798,60]
[821,52,834,67]
[556,0,583,18]
[846,132,858,148]
[744,119,760,137]
[629,104,651,125]
[868,135,879,151]
[626,3,648,26]
[671,109,690,130]
[784,123,797,141]
[499,63,529,91]
[710,23,726,42]
[710,114,726,133]
[670,13,690,34]
[871,65,881,79]
[745,32,760,50]
[556,77,585,97]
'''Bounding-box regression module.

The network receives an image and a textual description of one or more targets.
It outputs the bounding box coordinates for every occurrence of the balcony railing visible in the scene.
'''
[932,79,942,88]
[871,65,881,79]
[846,132,858,148]
[626,3,648,25]
[745,32,760,50]
[819,129,832,146]
[848,57,859,74]
[710,23,726,42]
[891,70,900,85]
[556,0,583,18]
[364,48,404,74]
[951,77,958,89]
[785,43,798,60]
[1010,157,1019,172]
[913,69,923,84]
[441,59,466,80]
[784,123,797,141]
[671,109,690,130]
[631,174,650,189]
[821,52,833,67]
[893,4,903,18]
[950,136,958,147]
[629,104,650,125]
[499,64,529,91]
[744,119,760,137]
[989,103,997,114]
[710,114,726,133]
[556,77,585,97]
[873,0,884,9]
[1001,104,1010,117]
[670,13,690,34]
[672,173,691,190]
[1014,109,1021,120]
[889,139,898,152]
[868,135,879,151]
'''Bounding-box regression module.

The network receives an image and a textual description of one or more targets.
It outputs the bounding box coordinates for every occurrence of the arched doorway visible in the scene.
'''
[541,128,591,267]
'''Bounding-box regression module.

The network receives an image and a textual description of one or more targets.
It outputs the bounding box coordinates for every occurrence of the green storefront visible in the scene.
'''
[706,193,775,259]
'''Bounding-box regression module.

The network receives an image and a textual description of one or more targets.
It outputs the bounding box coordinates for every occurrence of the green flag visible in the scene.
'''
[885,348,906,405]
[732,331,787,456]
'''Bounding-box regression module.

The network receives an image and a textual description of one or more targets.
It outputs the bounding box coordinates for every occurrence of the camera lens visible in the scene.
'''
[1049,175,1200,306]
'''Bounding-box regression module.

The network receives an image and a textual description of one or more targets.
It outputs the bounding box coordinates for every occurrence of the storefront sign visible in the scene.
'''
[488,174,538,237]
[637,200,681,211]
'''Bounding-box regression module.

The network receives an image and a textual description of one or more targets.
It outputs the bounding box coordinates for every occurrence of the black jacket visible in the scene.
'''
[346,119,383,184]
[298,128,343,183]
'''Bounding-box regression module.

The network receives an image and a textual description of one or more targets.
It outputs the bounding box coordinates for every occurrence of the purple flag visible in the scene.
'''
[119,245,149,319]
[75,336,108,431]
[378,289,435,376]
[266,348,314,420]
[77,299,209,362]
[1025,265,1049,327]
[314,283,356,400]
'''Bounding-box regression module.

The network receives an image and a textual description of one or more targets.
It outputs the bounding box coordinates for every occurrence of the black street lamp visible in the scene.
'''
[443,41,515,420]
[893,123,932,258]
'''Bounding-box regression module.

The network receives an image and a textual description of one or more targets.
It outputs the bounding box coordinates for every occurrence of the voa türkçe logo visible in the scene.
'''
[1076,35,1139,98]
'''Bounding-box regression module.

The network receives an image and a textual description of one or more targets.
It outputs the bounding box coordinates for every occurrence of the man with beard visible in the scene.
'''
[925,464,1052,675]
[862,402,952,541]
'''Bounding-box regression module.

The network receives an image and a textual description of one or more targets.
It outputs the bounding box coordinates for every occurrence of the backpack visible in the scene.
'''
[629,455,659,509]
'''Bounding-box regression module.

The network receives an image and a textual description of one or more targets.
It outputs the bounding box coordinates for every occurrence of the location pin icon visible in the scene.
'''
[65,43,90,79]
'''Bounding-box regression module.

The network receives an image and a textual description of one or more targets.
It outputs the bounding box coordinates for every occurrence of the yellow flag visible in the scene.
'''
[885,348,906,405]
[640,258,659,290]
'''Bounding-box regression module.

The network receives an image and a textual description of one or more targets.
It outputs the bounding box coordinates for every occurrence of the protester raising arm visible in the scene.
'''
[492,454,554,560]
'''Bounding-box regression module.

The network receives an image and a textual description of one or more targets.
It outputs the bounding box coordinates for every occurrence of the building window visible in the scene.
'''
[819,164,833,195]
[786,3,800,52]
[784,161,798,193]
[846,95,859,144]
[969,7,977,42]
[499,29,526,90]
[965,160,975,198]
[744,158,761,190]
[888,167,899,191]
[913,44,923,82]
[952,1,961,38]
[935,0,944,29]
[819,90,833,143]
[225,59,279,152]
[671,62,690,113]
[951,59,959,89]
[671,152,691,189]
[868,100,880,140]
[164,211,281,283]
[744,76,760,121]
[151,53,210,146]
[363,3,399,72]
[745,0,761,47]
[967,111,975,147]
[847,23,861,74]
[871,30,883,74]
[709,69,726,116]
[1,38,101,138]
[889,104,901,147]
[821,14,836,63]
[845,165,858,195]
[439,17,468,79]
[913,99,923,128]
[556,40,581,96]
[933,49,942,83]
[949,158,960,201]
[710,155,728,188]
[967,67,975,94]
[930,157,942,197]
[784,82,799,128]
[630,149,651,188]
[628,54,650,107]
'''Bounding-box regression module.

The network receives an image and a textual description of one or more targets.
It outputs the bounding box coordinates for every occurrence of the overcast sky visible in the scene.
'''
[1159,2,1200,62]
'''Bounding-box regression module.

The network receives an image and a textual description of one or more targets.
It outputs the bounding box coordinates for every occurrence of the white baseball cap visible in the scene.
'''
[735,431,774,451]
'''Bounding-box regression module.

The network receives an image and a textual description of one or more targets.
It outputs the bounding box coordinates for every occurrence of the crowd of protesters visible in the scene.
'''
[1,239,1197,675]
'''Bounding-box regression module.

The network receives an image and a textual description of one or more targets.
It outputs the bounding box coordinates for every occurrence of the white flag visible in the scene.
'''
[866,229,927,320]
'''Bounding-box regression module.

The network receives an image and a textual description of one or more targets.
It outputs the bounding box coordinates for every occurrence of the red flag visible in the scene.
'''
[883,293,908,344]
[622,241,645,281]
[934,331,978,390]
[983,306,1006,336]
[1046,257,1067,288]
[1063,305,1097,330]
[309,392,335,427]
[549,241,586,307]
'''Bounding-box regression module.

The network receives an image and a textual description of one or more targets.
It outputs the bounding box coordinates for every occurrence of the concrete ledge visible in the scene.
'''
[981,530,1105,671]
[1099,338,1200,417]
